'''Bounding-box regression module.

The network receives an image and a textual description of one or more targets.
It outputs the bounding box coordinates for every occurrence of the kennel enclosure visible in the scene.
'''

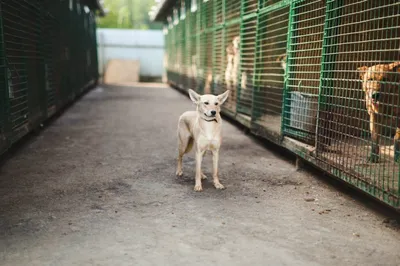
[0,0,101,154]
[152,0,400,208]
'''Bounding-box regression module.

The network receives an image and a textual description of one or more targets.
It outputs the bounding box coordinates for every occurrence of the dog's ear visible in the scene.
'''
[217,90,230,105]
[276,54,285,62]
[388,61,400,72]
[357,66,369,79]
[188,89,200,103]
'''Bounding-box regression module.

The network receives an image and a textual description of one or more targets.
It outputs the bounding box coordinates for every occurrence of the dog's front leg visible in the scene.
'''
[212,149,225,189]
[369,113,380,163]
[394,128,400,162]
[194,150,205,191]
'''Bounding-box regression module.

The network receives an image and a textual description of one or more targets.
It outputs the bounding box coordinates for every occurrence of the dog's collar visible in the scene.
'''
[201,117,218,123]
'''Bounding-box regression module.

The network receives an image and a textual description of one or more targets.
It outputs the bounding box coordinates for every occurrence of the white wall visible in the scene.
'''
[97,29,164,78]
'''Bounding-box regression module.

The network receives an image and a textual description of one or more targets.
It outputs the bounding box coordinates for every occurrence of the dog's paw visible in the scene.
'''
[214,182,225,190]
[176,170,183,177]
[193,184,203,192]
[201,172,207,180]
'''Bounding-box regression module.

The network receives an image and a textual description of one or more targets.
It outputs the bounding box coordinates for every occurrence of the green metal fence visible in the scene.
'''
[158,0,400,209]
[0,0,99,155]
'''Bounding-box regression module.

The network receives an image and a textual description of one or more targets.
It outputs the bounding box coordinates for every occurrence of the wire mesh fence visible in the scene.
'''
[0,0,99,154]
[239,16,256,117]
[283,0,325,145]
[161,0,400,208]
[221,23,239,113]
[253,5,289,135]
[43,9,61,117]
[316,0,400,206]
[2,0,43,140]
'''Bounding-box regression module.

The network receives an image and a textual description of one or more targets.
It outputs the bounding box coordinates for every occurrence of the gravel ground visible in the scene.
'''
[0,83,400,266]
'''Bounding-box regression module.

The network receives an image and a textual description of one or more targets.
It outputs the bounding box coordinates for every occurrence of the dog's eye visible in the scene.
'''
[215,102,218,105]
[204,102,209,105]
[372,92,381,101]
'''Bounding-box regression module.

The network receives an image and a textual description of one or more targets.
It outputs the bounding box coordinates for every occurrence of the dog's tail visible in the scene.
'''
[185,137,194,154]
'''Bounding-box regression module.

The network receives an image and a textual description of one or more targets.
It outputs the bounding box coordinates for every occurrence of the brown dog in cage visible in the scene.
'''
[204,71,213,95]
[191,54,198,80]
[225,36,240,101]
[357,61,400,163]
[276,53,287,73]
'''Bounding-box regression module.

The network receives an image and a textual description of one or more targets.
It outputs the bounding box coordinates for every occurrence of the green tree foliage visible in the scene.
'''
[96,0,162,30]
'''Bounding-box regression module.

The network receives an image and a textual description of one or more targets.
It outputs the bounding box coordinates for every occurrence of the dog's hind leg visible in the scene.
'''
[176,148,184,177]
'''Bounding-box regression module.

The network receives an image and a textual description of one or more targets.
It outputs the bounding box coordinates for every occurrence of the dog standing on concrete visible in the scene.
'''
[176,89,230,191]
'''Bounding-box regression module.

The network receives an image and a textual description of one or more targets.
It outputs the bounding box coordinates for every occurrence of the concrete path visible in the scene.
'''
[0,84,399,266]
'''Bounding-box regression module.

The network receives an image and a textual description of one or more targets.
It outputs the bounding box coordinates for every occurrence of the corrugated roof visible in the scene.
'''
[150,0,177,22]
[81,0,106,16]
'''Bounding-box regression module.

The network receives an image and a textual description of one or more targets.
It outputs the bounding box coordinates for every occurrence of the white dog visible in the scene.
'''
[176,89,230,191]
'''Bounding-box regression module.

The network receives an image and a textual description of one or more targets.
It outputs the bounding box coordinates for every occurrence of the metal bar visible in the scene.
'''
[0,1,10,151]
[280,0,295,139]
[258,0,291,16]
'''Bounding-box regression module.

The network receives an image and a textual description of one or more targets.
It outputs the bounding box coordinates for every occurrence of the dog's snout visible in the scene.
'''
[372,92,381,102]
[211,110,216,116]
